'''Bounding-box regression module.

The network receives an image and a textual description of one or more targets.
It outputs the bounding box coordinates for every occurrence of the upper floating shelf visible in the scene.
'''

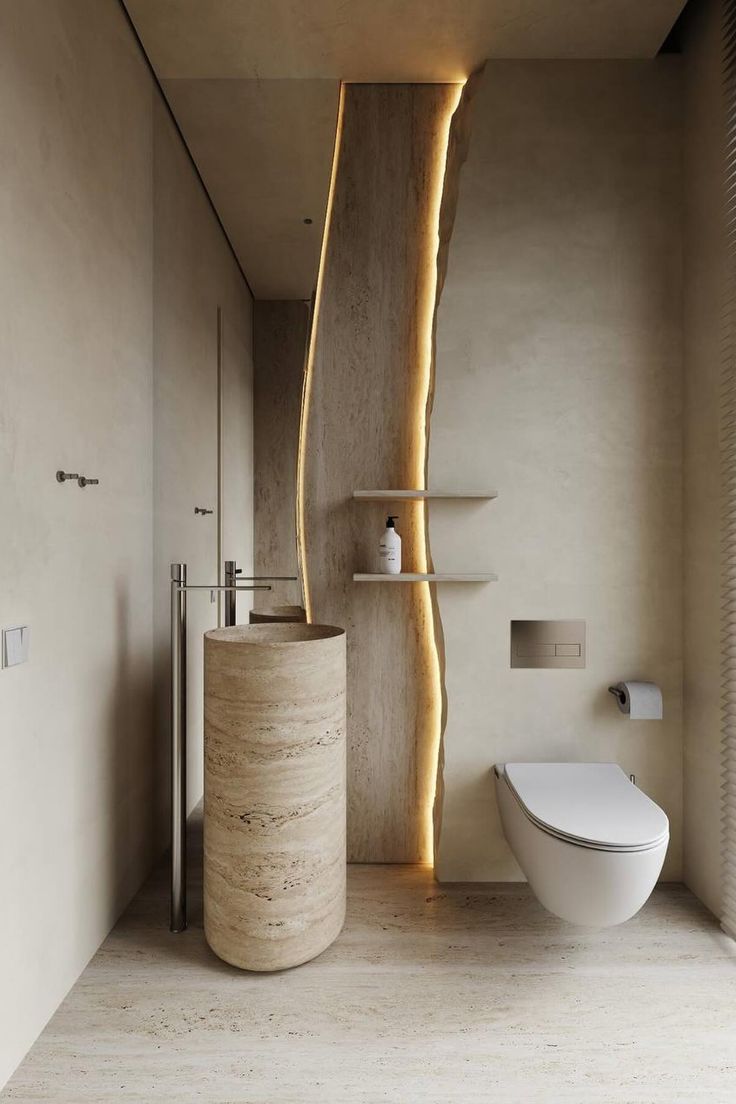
[353,573,497,583]
[353,489,497,501]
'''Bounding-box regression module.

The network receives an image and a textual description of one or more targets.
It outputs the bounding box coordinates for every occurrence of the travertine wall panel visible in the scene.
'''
[302,84,458,861]
[254,300,308,608]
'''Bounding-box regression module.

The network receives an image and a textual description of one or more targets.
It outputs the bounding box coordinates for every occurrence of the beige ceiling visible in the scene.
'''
[125,0,686,297]
[127,1,686,80]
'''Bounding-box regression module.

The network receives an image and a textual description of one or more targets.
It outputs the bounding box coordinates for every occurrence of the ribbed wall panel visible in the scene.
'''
[722,0,736,939]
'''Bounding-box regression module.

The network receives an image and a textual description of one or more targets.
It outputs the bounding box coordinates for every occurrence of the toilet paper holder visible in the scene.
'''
[608,681,663,720]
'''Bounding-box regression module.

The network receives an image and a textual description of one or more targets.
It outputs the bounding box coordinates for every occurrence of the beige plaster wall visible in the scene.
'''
[0,0,253,1086]
[681,0,723,918]
[430,61,684,882]
[0,0,155,1085]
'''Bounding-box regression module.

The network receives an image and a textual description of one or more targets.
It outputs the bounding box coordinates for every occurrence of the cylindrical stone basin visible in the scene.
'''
[249,605,307,624]
[203,623,346,971]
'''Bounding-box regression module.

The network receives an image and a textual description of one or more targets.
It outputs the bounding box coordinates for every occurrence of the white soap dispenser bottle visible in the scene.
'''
[379,515,402,575]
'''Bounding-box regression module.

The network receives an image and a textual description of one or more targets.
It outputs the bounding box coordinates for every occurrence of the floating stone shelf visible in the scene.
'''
[353,572,497,583]
[353,489,497,500]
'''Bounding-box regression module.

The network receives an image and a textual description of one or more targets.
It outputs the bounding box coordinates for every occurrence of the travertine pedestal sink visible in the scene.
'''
[203,623,346,971]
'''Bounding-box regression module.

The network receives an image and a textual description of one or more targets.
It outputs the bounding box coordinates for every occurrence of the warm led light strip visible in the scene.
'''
[418,82,466,864]
[296,84,346,624]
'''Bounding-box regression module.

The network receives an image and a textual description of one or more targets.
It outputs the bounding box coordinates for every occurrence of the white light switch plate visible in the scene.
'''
[2,625,29,668]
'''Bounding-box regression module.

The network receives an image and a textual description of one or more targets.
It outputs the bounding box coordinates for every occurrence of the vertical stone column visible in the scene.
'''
[300,84,460,863]
[204,623,346,971]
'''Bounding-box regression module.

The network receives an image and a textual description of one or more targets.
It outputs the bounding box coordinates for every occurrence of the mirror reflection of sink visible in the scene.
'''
[248,605,307,624]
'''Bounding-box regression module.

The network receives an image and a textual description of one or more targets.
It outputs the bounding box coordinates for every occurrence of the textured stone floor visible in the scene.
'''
[4,818,736,1103]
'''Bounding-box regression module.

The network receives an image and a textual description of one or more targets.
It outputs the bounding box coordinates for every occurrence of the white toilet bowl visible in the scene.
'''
[494,762,669,927]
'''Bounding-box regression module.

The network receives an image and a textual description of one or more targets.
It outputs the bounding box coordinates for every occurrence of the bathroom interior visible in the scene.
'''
[1,0,735,1098]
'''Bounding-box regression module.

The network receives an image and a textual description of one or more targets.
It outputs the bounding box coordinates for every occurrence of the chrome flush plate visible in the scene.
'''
[510,620,586,669]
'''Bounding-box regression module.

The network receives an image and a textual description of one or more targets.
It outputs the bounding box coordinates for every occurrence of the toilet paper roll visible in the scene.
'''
[610,681,663,720]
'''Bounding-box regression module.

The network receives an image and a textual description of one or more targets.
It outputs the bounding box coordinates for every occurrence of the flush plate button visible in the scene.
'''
[511,620,585,669]
[2,626,29,668]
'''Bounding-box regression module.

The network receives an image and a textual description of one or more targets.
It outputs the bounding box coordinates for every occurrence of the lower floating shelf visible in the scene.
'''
[353,572,497,583]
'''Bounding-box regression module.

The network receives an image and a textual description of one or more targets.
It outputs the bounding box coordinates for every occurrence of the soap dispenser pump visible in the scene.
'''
[379,515,402,575]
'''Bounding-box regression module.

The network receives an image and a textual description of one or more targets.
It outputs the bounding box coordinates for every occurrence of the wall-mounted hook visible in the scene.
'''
[56,470,79,483]
[194,507,214,515]
[77,476,99,488]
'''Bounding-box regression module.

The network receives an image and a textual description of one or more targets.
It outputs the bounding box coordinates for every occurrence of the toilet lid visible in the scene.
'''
[503,762,669,850]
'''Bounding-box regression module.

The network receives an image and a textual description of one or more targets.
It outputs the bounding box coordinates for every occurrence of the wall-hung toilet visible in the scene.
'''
[494,763,669,927]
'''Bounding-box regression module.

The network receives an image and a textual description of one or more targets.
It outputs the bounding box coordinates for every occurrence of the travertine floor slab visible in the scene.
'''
[4,815,735,1103]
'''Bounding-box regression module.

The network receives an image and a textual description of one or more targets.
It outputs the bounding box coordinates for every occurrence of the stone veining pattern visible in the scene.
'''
[4,819,736,1103]
[203,624,346,971]
[301,83,460,863]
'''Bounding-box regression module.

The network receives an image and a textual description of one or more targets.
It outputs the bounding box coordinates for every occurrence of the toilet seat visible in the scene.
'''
[494,762,670,926]
[503,762,669,853]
